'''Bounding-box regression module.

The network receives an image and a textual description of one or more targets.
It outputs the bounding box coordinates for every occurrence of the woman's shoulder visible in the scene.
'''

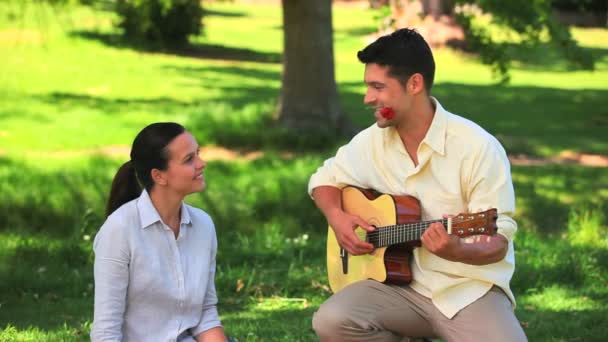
[184,204,215,230]
[97,199,139,238]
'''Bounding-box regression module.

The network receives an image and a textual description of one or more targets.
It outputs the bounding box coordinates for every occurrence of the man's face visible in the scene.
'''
[363,63,412,128]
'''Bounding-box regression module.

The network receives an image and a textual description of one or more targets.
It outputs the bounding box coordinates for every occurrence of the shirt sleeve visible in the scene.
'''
[90,217,130,342]
[465,136,517,241]
[190,232,222,337]
[307,128,373,197]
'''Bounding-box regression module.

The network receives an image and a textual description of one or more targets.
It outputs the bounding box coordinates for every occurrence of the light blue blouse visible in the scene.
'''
[91,190,221,341]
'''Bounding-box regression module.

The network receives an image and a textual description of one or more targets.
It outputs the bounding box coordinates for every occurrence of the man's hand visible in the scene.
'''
[327,209,375,256]
[421,220,509,265]
[420,222,462,261]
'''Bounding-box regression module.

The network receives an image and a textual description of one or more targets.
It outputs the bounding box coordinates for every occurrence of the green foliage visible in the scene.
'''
[372,3,393,32]
[551,0,608,11]
[454,0,595,83]
[116,0,203,46]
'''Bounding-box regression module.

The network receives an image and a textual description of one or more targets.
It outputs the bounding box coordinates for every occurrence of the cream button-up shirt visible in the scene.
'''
[308,98,517,319]
[91,190,221,341]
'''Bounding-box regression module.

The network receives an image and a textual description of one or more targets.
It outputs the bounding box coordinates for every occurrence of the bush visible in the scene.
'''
[551,0,608,12]
[116,0,203,46]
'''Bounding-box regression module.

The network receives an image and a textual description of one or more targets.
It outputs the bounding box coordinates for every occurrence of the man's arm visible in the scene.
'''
[312,186,374,256]
[421,136,514,265]
[421,223,508,265]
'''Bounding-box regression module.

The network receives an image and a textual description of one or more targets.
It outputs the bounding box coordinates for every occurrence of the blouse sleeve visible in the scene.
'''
[90,217,130,341]
[190,231,222,337]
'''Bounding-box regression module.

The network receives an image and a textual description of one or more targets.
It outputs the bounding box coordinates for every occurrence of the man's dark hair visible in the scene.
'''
[357,28,435,93]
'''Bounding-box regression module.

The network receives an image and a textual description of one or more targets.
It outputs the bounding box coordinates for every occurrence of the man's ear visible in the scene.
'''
[151,168,167,186]
[408,73,425,95]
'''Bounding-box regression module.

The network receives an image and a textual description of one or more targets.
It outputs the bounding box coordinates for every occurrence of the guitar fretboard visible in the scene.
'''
[366,219,448,247]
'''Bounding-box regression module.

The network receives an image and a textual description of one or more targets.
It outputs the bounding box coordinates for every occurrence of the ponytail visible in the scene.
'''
[105,122,185,217]
[105,160,141,217]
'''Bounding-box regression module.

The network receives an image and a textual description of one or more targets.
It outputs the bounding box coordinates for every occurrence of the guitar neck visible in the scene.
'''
[366,218,448,248]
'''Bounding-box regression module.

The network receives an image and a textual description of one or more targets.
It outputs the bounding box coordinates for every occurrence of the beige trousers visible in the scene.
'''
[312,280,527,342]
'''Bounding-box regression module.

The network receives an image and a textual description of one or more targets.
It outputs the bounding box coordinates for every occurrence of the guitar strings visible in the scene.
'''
[366,219,448,246]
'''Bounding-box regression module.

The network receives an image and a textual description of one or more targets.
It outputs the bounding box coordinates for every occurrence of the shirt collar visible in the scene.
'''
[137,189,192,229]
[422,96,447,156]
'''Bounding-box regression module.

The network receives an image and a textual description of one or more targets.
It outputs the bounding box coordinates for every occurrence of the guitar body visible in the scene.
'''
[327,187,422,293]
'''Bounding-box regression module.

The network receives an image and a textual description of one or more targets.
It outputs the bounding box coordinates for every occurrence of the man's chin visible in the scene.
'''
[376,120,390,128]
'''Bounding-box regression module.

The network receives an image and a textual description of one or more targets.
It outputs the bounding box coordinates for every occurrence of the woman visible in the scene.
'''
[91,122,228,341]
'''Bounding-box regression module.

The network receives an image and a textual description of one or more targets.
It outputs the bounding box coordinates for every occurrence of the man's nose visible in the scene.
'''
[363,89,375,105]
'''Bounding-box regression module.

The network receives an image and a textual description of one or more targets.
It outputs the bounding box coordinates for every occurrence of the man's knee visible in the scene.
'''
[312,302,350,338]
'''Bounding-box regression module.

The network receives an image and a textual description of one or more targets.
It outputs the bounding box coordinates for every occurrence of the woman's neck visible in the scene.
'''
[149,188,183,233]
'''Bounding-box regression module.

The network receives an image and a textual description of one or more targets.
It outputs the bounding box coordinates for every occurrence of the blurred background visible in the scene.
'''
[0,0,606,340]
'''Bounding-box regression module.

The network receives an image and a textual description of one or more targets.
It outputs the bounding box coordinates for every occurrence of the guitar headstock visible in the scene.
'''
[450,208,497,237]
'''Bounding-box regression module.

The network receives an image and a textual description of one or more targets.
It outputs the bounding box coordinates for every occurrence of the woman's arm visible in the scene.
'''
[191,232,225,340]
[90,219,130,341]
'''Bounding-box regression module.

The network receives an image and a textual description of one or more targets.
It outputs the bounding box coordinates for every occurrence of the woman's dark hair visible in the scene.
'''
[105,122,186,217]
[357,28,435,93]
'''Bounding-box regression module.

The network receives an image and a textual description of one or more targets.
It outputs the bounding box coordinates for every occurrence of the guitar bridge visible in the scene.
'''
[340,248,348,274]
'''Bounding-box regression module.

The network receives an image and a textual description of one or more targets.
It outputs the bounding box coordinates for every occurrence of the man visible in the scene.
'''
[308,28,527,341]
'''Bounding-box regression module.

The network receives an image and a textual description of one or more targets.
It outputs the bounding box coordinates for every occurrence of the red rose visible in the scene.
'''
[379,107,395,120]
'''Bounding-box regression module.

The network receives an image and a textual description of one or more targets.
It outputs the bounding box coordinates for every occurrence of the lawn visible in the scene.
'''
[0,1,607,341]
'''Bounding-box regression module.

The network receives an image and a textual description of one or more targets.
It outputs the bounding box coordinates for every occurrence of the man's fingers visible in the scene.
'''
[340,233,373,255]
[350,216,374,232]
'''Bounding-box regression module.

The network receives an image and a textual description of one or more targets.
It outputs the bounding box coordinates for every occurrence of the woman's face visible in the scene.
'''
[161,132,206,196]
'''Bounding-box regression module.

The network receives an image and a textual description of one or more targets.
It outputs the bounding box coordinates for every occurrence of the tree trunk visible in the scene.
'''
[277,0,347,132]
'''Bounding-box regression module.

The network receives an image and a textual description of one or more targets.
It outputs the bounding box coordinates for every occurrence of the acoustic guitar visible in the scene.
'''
[327,186,498,293]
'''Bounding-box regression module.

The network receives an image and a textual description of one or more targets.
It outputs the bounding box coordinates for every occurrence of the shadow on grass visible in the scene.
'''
[70,31,282,64]
[28,77,608,155]
[512,164,608,235]
[503,41,608,72]
[344,81,608,156]
[203,8,248,18]
[335,25,378,38]
[0,156,112,237]
[221,305,318,341]
[516,305,608,341]
[38,91,193,116]
[513,237,608,291]
[0,153,329,334]
[0,153,607,339]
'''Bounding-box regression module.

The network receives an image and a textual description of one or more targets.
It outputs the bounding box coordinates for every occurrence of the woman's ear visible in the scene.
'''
[151,168,167,186]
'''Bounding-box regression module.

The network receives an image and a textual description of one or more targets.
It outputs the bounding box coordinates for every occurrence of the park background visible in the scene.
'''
[0,0,607,340]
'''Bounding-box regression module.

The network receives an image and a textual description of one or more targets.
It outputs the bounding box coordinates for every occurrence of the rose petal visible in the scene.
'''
[380,107,395,120]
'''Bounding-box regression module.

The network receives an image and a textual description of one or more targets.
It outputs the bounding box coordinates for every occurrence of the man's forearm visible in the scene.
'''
[455,234,509,265]
[312,186,343,220]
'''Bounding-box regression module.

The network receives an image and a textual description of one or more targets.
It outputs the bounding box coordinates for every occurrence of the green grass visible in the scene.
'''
[0,1,607,341]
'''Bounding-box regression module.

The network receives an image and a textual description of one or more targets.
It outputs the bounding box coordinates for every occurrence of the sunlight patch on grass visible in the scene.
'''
[571,27,608,49]
[254,297,309,311]
[522,285,600,312]
[567,208,607,248]
[0,28,42,45]
[0,324,89,342]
